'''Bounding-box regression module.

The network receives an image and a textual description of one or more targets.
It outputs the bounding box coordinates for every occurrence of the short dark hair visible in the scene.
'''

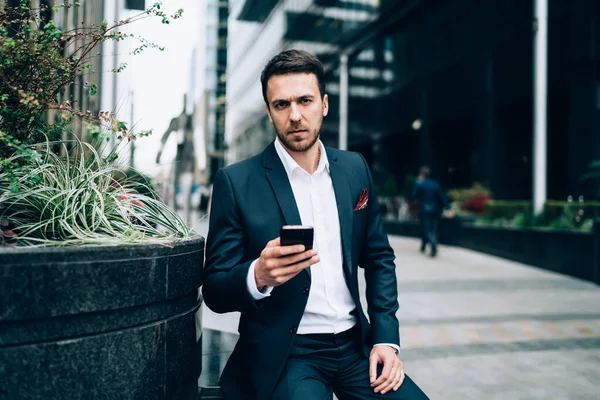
[419,166,431,177]
[260,49,326,106]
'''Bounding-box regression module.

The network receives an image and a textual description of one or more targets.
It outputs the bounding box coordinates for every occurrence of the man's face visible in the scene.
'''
[265,73,328,153]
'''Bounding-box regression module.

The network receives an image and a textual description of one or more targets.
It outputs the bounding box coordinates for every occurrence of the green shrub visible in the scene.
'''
[511,213,531,228]
[473,200,599,232]
[474,216,506,227]
[484,200,532,220]
[544,200,600,221]
[580,219,595,232]
[546,204,595,232]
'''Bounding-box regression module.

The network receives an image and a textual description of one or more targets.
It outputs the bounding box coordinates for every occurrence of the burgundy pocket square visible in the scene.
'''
[354,189,368,211]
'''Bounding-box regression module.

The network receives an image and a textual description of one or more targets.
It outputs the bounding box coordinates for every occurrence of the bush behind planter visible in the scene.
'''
[483,200,600,220]
[480,200,600,231]
[484,200,532,220]
[545,200,600,221]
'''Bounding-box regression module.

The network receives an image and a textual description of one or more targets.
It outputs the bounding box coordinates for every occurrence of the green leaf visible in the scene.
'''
[104,152,118,163]
[9,180,19,194]
[115,121,127,132]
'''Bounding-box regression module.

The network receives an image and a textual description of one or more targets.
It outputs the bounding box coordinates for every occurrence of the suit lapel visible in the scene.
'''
[263,142,312,279]
[327,149,353,279]
[263,142,302,227]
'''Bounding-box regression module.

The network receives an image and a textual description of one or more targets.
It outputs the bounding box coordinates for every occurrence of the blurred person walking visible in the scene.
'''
[411,166,452,257]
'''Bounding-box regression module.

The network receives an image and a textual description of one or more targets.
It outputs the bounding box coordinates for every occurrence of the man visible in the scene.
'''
[203,49,428,400]
[411,166,452,257]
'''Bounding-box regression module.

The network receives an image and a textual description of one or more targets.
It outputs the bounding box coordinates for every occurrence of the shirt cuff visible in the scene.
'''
[374,343,400,355]
[247,259,273,300]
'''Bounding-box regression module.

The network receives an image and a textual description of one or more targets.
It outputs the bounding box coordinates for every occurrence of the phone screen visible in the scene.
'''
[280,225,314,250]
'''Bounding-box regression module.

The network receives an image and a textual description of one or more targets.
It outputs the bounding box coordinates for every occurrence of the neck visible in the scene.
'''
[284,141,321,174]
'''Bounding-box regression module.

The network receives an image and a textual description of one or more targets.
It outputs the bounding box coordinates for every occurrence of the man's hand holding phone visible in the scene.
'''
[254,226,319,290]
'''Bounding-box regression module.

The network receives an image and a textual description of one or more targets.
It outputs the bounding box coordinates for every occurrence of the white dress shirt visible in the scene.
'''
[246,139,400,352]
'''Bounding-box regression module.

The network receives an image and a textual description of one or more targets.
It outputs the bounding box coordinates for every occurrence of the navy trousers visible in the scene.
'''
[419,215,438,256]
[272,326,429,400]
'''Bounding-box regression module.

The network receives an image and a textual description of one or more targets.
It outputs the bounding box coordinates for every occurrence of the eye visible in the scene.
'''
[274,101,288,109]
[300,98,312,104]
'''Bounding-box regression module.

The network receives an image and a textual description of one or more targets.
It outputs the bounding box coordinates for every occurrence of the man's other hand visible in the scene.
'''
[255,237,319,289]
[369,346,405,395]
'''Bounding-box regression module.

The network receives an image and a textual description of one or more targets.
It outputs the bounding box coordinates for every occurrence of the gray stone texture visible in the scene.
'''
[0,236,204,400]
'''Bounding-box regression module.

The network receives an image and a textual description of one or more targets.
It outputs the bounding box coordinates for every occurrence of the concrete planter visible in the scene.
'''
[0,236,204,400]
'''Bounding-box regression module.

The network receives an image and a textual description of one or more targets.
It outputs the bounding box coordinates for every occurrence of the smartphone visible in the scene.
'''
[280,225,314,250]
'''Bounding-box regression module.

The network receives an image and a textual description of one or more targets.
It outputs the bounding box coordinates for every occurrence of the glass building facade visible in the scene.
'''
[226,0,600,200]
[205,0,229,182]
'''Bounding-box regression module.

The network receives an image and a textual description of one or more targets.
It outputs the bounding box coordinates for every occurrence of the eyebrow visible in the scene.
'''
[271,95,315,106]
[271,99,289,106]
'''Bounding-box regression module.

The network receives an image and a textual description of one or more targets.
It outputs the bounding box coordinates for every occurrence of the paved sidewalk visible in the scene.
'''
[195,219,600,399]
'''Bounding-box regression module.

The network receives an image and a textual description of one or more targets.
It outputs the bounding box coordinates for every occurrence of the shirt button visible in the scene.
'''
[290,327,297,334]
[302,287,309,295]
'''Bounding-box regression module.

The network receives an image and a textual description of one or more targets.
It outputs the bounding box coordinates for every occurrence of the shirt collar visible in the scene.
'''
[274,138,329,178]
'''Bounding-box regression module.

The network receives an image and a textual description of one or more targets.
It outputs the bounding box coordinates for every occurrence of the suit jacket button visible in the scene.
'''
[302,287,309,294]
[290,327,297,334]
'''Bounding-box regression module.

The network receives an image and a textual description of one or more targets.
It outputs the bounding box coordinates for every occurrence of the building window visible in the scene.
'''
[125,0,145,11]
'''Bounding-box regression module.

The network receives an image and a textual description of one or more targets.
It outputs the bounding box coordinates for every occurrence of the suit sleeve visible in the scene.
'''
[202,168,261,314]
[356,153,401,347]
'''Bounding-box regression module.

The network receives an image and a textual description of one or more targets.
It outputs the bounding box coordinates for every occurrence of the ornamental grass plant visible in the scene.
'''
[0,138,192,246]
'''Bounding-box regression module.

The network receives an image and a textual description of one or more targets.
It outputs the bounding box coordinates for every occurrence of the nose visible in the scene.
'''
[289,103,301,122]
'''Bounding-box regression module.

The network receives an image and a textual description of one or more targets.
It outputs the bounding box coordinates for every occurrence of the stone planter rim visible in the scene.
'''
[0,234,204,263]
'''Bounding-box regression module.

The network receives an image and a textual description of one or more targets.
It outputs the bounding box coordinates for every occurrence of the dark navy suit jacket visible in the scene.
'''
[203,142,400,400]
[411,178,449,217]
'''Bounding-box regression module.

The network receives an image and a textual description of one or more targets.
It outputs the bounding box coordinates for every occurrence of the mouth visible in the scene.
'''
[288,129,307,136]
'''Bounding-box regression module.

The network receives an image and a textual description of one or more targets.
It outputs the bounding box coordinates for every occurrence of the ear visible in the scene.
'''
[322,94,329,117]
[265,104,273,123]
